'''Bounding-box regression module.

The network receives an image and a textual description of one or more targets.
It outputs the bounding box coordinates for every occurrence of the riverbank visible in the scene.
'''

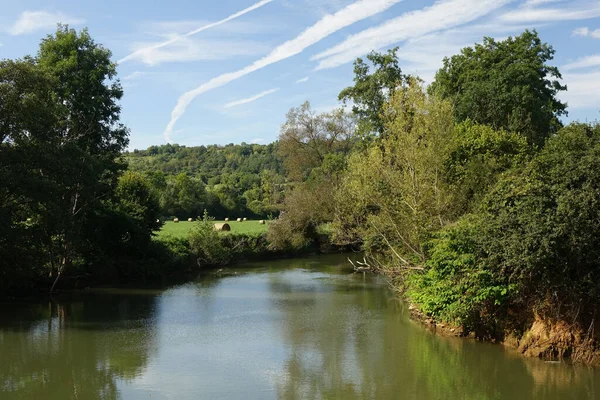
[406,299,600,366]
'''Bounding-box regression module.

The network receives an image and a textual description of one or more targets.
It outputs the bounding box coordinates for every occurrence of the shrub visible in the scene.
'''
[407,216,513,336]
[188,211,231,266]
[480,123,600,323]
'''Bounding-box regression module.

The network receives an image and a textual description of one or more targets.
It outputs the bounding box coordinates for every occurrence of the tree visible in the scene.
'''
[430,30,567,146]
[443,121,531,216]
[334,79,454,268]
[338,47,406,137]
[278,102,356,181]
[35,26,129,290]
[114,172,161,234]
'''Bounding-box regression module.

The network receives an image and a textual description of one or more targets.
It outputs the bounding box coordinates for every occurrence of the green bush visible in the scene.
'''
[407,216,513,335]
[480,123,600,323]
[188,212,231,266]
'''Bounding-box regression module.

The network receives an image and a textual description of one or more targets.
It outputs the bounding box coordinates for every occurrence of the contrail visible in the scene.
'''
[118,0,274,64]
[163,0,404,142]
[225,88,280,108]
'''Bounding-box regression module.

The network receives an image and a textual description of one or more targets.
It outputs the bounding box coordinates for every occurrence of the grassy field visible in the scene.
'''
[157,219,270,239]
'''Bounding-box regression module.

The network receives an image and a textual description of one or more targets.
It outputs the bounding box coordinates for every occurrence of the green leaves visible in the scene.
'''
[338,47,407,137]
[431,30,567,147]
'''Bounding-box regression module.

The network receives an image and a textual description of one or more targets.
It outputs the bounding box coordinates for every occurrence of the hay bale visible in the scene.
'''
[214,223,231,232]
[237,218,243,222]
[225,218,230,222]
[259,220,265,225]
[188,218,193,222]
[173,218,179,223]
[243,217,248,221]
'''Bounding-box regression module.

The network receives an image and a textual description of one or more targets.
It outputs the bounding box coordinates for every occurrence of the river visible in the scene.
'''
[1,254,598,399]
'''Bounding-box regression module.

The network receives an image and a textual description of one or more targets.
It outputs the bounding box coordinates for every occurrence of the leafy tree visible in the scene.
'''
[338,47,406,137]
[407,216,512,336]
[430,30,567,146]
[278,102,356,181]
[114,172,161,234]
[36,26,129,290]
[334,80,454,266]
[0,26,129,292]
[443,121,531,216]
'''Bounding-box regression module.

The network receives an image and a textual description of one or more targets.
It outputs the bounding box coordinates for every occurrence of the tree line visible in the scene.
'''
[125,142,286,220]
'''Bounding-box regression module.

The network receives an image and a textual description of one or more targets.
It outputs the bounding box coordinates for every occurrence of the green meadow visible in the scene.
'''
[157,220,270,239]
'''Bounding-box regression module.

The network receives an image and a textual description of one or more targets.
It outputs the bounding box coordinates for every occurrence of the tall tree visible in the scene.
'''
[430,30,567,146]
[39,26,128,290]
[338,47,406,137]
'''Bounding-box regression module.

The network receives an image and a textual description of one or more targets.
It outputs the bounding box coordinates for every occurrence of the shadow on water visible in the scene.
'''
[0,253,599,399]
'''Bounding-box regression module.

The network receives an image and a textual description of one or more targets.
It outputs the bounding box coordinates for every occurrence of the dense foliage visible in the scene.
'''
[430,30,567,146]
[0,27,177,293]
[126,142,285,219]
[275,30,600,344]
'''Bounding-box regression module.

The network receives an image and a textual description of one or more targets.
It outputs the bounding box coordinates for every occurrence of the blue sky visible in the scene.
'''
[1,0,600,150]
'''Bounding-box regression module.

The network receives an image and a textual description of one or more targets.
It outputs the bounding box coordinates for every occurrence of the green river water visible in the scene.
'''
[1,254,599,399]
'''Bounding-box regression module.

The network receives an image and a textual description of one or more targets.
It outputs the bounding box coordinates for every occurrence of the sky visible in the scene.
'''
[1,0,600,150]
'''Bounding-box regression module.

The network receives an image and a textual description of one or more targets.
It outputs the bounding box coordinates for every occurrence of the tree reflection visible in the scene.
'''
[268,268,599,400]
[0,292,158,399]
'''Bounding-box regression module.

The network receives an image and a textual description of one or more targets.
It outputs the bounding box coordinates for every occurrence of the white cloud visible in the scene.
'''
[312,0,513,71]
[562,54,600,71]
[118,0,274,64]
[524,0,567,5]
[224,88,280,108]
[126,37,269,66]
[251,138,265,144]
[8,11,85,36]
[500,2,600,22]
[296,76,310,83]
[163,0,404,142]
[572,26,600,38]
[561,70,600,109]
[573,26,590,36]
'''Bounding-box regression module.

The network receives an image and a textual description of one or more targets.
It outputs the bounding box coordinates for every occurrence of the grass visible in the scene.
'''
[157,219,270,239]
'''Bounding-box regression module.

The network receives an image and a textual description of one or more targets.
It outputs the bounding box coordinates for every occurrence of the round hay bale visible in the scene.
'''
[173,218,179,223]
[214,223,231,232]
[243,217,248,221]
[188,218,193,222]
[225,218,230,222]
[259,220,265,225]
[237,218,243,222]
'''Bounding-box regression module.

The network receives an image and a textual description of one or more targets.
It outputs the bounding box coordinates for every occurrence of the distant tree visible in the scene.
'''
[278,102,356,181]
[430,30,567,146]
[338,47,406,137]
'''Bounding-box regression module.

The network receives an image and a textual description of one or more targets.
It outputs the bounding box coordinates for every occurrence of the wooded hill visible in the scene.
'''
[125,142,286,220]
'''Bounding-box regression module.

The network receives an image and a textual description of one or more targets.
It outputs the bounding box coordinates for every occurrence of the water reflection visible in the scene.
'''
[0,293,158,400]
[1,254,599,399]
